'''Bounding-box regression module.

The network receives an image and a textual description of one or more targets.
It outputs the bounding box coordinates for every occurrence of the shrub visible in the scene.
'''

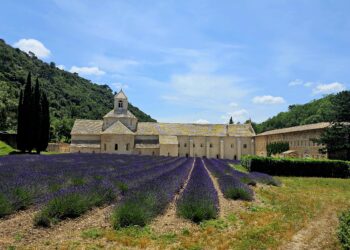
[0,194,12,218]
[11,187,33,210]
[218,175,254,201]
[112,193,156,228]
[338,209,350,250]
[241,155,350,178]
[266,141,289,157]
[177,199,217,223]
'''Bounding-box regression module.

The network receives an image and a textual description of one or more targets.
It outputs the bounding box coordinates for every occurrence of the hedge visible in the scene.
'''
[241,155,350,178]
[338,209,350,250]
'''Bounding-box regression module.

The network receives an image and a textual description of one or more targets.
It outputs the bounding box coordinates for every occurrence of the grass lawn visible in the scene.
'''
[0,140,63,156]
[49,176,350,250]
[0,140,15,156]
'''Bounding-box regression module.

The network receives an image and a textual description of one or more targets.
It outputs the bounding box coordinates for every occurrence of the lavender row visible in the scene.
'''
[0,154,182,218]
[204,158,254,201]
[176,158,219,223]
[112,157,194,228]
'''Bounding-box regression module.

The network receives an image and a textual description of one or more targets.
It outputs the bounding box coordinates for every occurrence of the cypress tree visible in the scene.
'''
[40,92,50,152]
[22,72,33,152]
[16,89,25,152]
[229,117,234,124]
[34,78,42,153]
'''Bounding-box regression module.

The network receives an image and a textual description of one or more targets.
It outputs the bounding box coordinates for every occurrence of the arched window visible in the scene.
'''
[118,100,123,108]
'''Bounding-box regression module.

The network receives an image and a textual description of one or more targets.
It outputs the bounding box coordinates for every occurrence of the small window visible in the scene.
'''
[126,143,129,151]
[178,143,180,148]
[168,152,170,156]
[216,154,219,159]
[186,153,189,158]
[118,100,123,108]
[231,144,234,148]
[115,144,118,151]
[193,144,195,148]
[210,144,213,148]
[152,151,155,156]
[200,144,203,148]
[243,144,247,149]
[184,143,187,147]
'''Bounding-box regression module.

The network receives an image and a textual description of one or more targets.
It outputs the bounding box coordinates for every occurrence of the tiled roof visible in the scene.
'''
[115,90,127,99]
[71,119,103,135]
[103,110,136,119]
[227,124,256,137]
[136,123,255,137]
[159,135,178,144]
[135,144,160,149]
[256,122,330,136]
[102,121,134,135]
[70,143,101,148]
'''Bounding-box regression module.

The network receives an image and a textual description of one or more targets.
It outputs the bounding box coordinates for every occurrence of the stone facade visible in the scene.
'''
[70,90,256,159]
[254,123,329,159]
[70,90,329,159]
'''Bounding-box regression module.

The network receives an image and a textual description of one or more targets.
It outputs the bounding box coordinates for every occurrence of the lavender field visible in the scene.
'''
[0,153,279,228]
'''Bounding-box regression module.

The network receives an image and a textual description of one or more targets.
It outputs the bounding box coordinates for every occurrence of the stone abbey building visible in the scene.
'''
[70,90,328,159]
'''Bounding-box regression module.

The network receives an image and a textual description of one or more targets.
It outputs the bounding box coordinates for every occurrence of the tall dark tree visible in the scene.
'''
[16,89,25,152]
[39,92,50,153]
[33,78,42,153]
[229,117,234,124]
[22,72,33,152]
[316,91,350,160]
[16,73,50,153]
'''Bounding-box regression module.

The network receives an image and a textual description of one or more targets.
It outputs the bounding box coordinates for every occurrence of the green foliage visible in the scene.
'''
[81,228,104,239]
[266,142,289,157]
[0,193,12,218]
[0,39,156,141]
[177,200,217,223]
[315,91,350,161]
[112,193,157,228]
[241,155,350,178]
[116,182,128,195]
[0,140,15,156]
[223,187,253,201]
[34,188,116,227]
[11,187,33,210]
[253,94,336,133]
[16,73,50,153]
[338,209,350,250]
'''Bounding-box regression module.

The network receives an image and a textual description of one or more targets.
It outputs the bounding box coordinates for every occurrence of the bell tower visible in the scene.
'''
[114,89,128,114]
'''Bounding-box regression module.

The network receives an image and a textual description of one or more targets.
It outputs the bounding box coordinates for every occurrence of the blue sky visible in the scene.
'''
[1,0,349,124]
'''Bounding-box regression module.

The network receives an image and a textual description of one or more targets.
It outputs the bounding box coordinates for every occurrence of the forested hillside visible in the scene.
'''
[0,39,156,142]
[253,94,337,133]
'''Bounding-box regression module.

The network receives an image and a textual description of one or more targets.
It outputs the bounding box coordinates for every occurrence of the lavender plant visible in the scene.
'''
[177,159,219,223]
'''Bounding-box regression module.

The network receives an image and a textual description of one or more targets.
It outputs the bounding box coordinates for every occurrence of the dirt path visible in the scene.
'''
[150,158,197,234]
[281,208,339,250]
[0,204,115,249]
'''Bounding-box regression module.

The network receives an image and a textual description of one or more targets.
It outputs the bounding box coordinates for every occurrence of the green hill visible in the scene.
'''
[0,39,156,142]
[253,94,336,134]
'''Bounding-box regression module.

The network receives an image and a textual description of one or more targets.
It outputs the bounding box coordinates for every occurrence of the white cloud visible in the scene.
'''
[288,79,303,86]
[289,79,315,88]
[57,64,65,70]
[221,109,249,123]
[312,82,346,95]
[69,66,105,76]
[111,82,129,90]
[13,38,51,59]
[229,102,238,107]
[304,82,314,87]
[161,95,180,101]
[252,95,285,104]
[194,119,209,124]
[92,56,140,73]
